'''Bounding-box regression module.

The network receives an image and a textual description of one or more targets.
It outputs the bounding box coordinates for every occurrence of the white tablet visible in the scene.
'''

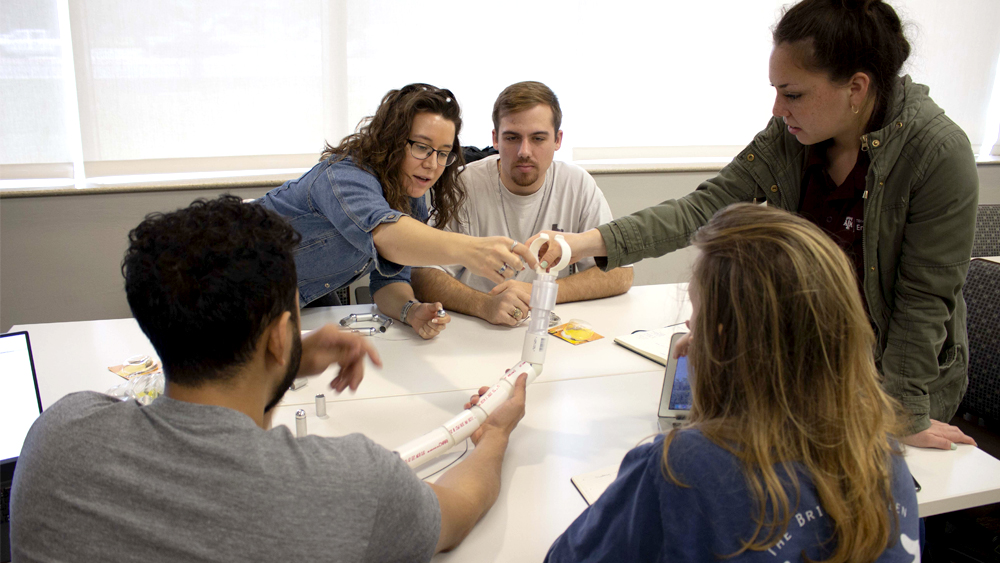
[657,332,692,432]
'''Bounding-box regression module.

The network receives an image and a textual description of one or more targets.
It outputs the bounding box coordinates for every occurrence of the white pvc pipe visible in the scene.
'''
[394,234,570,470]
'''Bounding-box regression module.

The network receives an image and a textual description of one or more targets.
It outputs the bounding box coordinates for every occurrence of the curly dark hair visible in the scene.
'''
[121,195,301,386]
[321,83,466,229]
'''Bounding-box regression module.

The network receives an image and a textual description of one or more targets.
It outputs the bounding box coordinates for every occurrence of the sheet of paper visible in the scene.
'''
[570,462,620,505]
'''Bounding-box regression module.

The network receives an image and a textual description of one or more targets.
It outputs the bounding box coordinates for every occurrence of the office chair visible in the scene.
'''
[926,258,1000,563]
[972,204,1000,258]
[335,286,352,305]
[960,259,1000,424]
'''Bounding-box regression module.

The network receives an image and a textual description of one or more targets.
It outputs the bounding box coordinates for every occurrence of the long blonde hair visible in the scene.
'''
[662,204,905,562]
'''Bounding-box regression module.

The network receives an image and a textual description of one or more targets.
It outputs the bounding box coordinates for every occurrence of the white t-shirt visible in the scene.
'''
[428,155,616,293]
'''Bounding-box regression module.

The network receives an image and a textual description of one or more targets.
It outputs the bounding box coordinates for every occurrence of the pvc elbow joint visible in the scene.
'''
[395,234,572,470]
[395,361,538,469]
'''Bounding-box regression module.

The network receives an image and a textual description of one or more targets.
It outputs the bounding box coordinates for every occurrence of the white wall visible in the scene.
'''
[1,186,271,331]
[2,165,999,331]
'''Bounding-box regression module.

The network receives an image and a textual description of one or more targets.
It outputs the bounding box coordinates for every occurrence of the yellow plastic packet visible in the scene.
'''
[549,319,603,345]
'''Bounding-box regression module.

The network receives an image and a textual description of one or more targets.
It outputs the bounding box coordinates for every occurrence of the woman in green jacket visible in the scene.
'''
[532,0,978,450]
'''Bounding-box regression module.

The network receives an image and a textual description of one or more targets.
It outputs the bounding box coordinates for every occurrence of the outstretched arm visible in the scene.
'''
[430,373,527,553]
[373,217,537,284]
[298,325,383,393]
[411,267,530,327]
[528,228,607,272]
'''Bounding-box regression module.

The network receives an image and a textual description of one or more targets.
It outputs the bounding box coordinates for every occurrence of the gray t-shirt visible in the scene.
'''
[425,155,617,293]
[11,392,440,562]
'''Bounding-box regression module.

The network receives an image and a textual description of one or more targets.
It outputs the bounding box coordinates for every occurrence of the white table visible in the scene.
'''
[905,444,1000,517]
[11,284,1000,561]
[267,370,667,562]
[15,285,692,409]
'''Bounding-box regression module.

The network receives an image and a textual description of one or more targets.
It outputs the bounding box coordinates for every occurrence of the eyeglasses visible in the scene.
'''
[407,139,458,167]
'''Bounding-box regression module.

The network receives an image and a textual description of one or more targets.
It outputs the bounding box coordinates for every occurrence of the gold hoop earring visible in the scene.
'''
[851,104,859,114]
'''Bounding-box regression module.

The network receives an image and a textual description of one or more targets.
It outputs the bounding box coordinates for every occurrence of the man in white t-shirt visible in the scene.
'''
[412,82,633,326]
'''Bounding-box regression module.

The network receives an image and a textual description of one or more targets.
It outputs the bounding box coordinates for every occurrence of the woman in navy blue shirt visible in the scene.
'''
[542,205,920,562]
[261,84,535,339]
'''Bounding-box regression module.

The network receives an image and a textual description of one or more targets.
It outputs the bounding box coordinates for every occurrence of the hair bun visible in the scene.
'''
[839,0,879,11]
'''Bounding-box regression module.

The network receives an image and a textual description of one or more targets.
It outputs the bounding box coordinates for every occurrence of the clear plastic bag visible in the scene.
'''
[107,370,164,405]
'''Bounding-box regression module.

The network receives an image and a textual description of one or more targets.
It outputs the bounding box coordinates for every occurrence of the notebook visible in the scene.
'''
[613,324,686,366]
[1,331,43,563]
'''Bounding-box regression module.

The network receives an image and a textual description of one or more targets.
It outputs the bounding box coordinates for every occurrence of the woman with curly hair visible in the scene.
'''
[261,84,535,339]
[546,204,921,562]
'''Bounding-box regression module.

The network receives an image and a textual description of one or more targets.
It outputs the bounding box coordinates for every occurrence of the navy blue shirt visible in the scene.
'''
[546,430,920,562]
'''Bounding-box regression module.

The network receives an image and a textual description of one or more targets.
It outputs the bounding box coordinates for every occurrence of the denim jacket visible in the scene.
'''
[259,158,428,305]
[596,77,979,433]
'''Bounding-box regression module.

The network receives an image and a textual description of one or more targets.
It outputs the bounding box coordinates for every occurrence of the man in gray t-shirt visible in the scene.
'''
[11,195,527,563]
[412,82,633,327]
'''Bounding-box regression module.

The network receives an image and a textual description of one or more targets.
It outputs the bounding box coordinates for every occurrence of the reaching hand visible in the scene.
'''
[673,320,692,358]
[463,237,538,284]
[525,230,588,273]
[298,324,382,393]
[481,281,532,326]
[462,373,528,445]
[902,419,977,450]
[409,302,450,340]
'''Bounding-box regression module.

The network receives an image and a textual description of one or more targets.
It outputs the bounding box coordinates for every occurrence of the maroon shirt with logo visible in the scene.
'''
[798,141,869,294]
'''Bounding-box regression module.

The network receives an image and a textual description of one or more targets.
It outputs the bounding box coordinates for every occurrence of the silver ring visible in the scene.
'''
[498,263,509,275]
[510,241,518,252]
[513,307,523,319]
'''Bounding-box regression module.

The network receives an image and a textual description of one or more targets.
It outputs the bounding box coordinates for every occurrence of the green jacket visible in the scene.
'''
[597,76,979,433]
